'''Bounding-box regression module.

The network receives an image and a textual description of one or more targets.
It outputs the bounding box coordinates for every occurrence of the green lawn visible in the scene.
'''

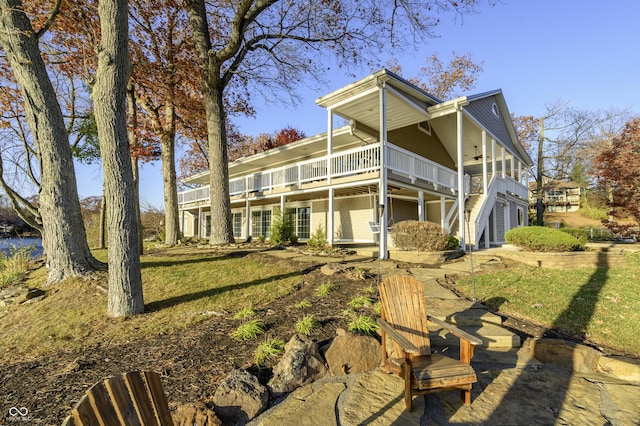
[0,247,302,361]
[455,252,640,356]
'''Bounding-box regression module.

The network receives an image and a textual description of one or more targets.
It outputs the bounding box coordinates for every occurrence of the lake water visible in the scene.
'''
[0,237,44,258]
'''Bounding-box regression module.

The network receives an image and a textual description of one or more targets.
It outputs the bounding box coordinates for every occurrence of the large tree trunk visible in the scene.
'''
[126,84,144,254]
[93,0,144,317]
[536,118,545,226]
[205,85,234,244]
[0,0,102,283]
[161,131,180,246]
[185,0,234,244]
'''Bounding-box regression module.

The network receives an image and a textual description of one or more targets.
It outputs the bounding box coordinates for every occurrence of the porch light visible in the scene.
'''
[473,145,483,161]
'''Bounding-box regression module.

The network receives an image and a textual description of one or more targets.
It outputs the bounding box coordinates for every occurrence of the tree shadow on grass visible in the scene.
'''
[140,251,252,269]
[481,250,610,424]
[144,269,311,313]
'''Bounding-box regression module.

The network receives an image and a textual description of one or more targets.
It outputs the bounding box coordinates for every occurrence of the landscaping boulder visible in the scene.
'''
[211,368,269,424]
[324,328,381,375]
[268,334,327,397]
[172,401,222,426]
[320,262,345,276]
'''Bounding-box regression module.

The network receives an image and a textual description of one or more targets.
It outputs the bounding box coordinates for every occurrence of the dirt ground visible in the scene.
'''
[0,252,378,424]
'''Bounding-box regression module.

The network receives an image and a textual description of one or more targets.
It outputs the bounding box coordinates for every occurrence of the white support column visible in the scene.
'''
[510,153,515,178]
[280,195,285,215]
[456,108,466,249]
[501,146,507,179]
[197,206,202,239]
[245,199,251,240]
[482,130,488,195]
[418,191,425,221]
[440,196,446,231]
[180,210,185,235]
[327,108,333,184]
[379,81,388,259]
[328,188,335,246]
[491,138,497,178]
[518,161,523,183]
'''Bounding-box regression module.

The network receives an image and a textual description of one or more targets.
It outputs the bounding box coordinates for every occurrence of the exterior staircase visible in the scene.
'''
[410,266,521,350]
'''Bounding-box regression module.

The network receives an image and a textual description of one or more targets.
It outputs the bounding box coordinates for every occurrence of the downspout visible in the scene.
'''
[378,79,388,259]
[327,109,334,246]
[456,108,466,250]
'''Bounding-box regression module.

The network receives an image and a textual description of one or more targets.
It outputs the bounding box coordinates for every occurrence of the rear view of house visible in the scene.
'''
[178,69,533,257]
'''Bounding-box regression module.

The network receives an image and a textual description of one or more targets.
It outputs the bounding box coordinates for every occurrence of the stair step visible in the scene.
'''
[430,310,503,327]
[427,299,503,326]
[429,323,521,349]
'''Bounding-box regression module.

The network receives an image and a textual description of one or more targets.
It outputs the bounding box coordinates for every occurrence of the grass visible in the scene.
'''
[294,314,320,335]
[232,319,266,341]
[455,252,640,356]
[0,245,35,289]
[254,337,286,366]
[0,246,301,361]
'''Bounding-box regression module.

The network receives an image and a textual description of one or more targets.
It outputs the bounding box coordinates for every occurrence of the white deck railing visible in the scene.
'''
[179,142,461,205]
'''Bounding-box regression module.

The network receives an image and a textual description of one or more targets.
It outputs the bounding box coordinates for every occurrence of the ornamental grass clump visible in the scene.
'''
[254,337,285,366]
[232,319,266,341]
[390,220,457,251]
[295,315,320,335]
[505,226,585,252]
[347,314,379,336]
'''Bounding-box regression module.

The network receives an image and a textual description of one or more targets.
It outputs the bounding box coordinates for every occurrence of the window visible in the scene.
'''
[203,214,211,237]
[296,207,311,239]
[491,103,500,118]
[251,210,272,238]
[417,120,431,136]
[517,207,524,226]
[232,212,243,238]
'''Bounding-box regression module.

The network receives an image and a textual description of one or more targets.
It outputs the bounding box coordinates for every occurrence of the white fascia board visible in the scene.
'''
[385,84,431,119]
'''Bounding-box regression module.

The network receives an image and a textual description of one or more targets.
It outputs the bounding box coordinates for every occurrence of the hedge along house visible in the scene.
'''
[178,69,533,258]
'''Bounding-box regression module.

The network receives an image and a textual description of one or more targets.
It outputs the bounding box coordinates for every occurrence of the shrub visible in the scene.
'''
[269,209,297,245]
[254,337,285,366]
[390,220,452,251]
[445,235,460,250]
[559,228,589,244]
[505,227,585,252]
[581,204,609,221]
[307,225,327,250]
[295,315,320,335]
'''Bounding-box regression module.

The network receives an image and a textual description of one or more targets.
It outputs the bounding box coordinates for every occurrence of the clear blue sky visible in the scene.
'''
[74,0,640,209]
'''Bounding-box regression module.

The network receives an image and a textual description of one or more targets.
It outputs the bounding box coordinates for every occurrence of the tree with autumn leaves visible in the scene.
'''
[593,116,640,226]
[183,0,487,245]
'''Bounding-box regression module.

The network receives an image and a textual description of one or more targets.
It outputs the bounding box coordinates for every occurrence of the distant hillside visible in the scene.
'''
[544,211,636,229]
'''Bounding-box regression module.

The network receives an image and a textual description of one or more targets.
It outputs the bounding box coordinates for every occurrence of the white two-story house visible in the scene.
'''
[178,69,532,257]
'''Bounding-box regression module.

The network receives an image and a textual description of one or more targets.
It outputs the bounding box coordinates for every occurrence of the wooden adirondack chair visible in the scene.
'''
[377,275,482,411]
[62,371,174,425]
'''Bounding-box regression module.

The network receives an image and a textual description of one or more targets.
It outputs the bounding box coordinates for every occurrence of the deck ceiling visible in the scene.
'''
[330,87,430,133]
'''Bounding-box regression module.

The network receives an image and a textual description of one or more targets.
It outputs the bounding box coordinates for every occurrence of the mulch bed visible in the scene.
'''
[0,252,377,424]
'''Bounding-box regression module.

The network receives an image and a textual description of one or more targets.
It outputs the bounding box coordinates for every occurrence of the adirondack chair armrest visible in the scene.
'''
[427,315,483,346]
[377,318,419,353]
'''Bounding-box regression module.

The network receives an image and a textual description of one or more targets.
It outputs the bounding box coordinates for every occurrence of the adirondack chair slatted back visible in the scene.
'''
[379,275,431,357]
[64,371,173,426]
